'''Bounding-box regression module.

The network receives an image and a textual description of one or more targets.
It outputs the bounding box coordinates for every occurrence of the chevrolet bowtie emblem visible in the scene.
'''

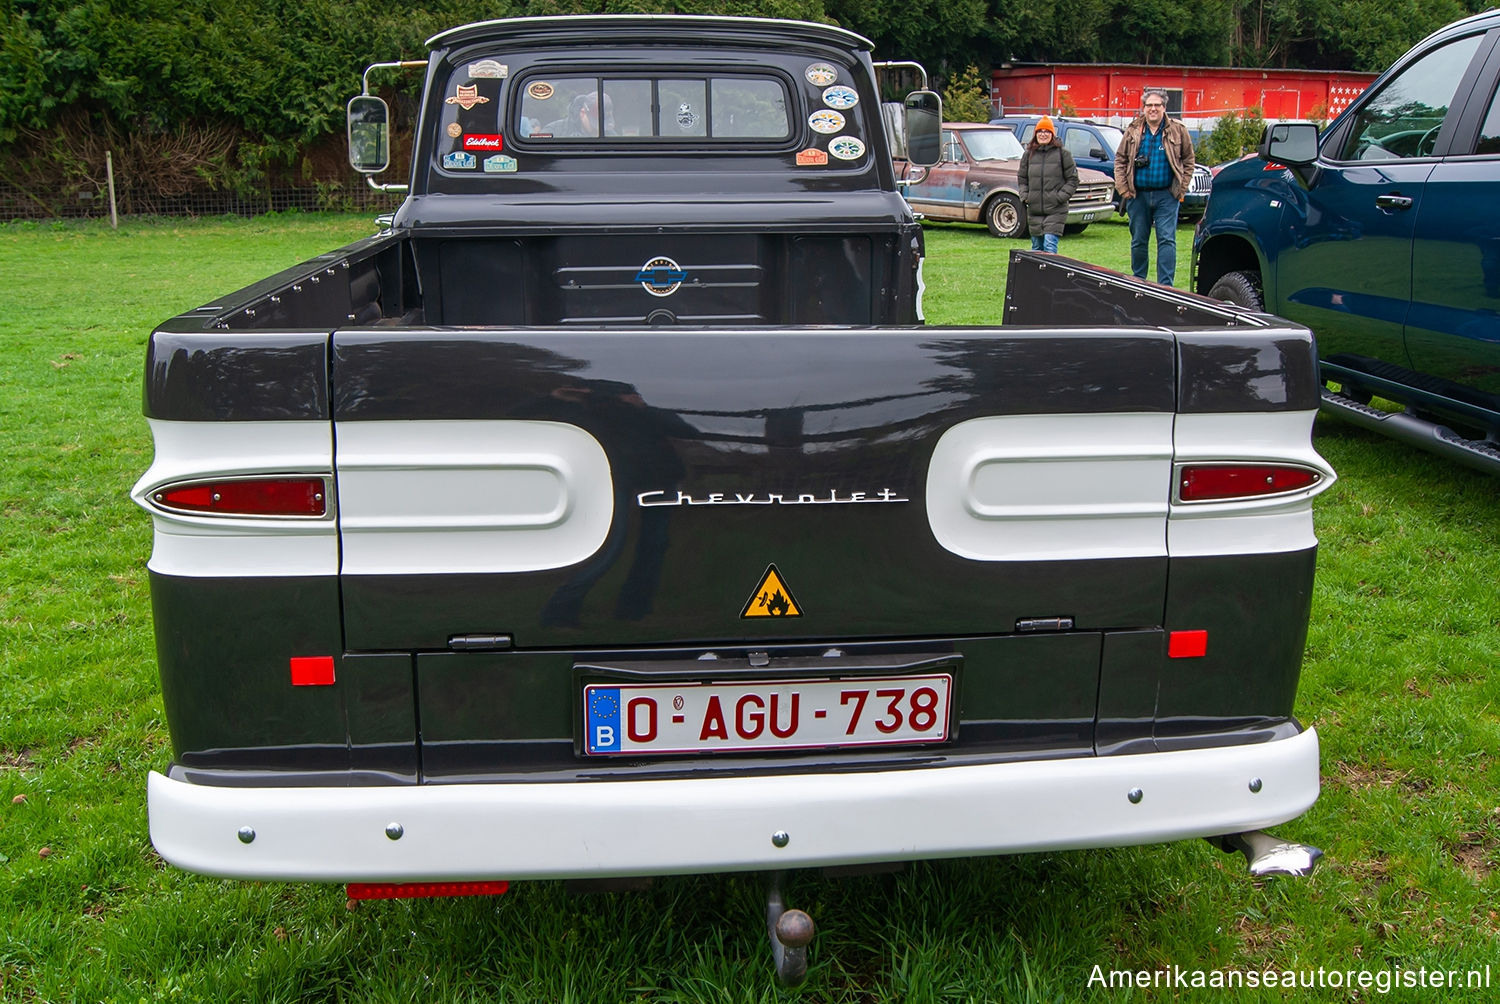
[635,256,688,297]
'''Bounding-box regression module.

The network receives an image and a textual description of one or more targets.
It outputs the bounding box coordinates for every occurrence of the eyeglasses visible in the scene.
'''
[1144,103,1166,109]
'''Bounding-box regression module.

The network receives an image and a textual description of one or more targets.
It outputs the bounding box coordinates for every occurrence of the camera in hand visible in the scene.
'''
[1134,154,1151,170]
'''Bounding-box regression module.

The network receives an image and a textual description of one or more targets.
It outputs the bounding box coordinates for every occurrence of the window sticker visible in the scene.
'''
[446,122,463,138]
[677,104,699,132]
[463,134,504,151]
[446,84,489,110]
[822,85,859,110]
[796,147,829,166]
[483,154,518,173]
[828,136,866,161]
[468,60,508,79]
[527,81,555,100]
[805,63,838,87]
[809,109,845,134]
[442,151,477,169]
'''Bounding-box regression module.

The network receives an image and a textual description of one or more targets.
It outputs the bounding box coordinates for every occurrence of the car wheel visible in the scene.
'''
[1063,223,1088,235]
[985,194,1026,238]
[1208,270,1264,311]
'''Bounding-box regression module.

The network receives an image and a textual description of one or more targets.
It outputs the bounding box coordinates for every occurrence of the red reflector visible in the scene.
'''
[154,477,326,516]
[290,655,336,686]
[1168,630,1209,658]
[346,881,510,900]
[1178,465,1318,502]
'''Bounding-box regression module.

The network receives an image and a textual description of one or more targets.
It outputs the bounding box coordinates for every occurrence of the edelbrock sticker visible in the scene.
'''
[483,154,518,173]
[828,136,866,161]
[442,151,478,170]
[463,134,504,151]
[822,85,859,110]
[805,62,837,86]
[808,110,845,135]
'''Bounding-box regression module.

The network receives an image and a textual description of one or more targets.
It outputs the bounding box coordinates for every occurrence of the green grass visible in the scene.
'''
[2,214,1499,1002]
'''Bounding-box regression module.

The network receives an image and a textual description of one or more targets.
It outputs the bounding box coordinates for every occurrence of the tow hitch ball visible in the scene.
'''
[765,871,815,986]
[1209,830,1324,878]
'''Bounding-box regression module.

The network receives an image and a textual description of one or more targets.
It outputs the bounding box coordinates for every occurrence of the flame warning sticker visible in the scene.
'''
[741,564,803,618]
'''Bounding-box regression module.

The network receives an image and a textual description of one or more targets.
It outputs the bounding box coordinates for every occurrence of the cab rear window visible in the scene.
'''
[517,74,792,142]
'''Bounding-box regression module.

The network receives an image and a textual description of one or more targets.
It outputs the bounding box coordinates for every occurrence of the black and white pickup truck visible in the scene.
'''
[134,14,1335,981]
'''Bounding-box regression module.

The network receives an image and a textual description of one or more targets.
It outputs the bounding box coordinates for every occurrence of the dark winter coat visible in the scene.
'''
[1017,143,1079,237]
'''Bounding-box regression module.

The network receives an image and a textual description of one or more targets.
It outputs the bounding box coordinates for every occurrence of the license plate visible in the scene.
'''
[1081,212,1096,222]
[582,674,952,755]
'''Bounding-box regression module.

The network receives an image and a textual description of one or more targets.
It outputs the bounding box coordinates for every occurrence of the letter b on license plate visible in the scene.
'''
[583,675,952,755]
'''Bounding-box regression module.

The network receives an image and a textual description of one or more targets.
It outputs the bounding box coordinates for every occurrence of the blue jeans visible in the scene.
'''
[1127,188,1180,286]
[1030,232,1059,253]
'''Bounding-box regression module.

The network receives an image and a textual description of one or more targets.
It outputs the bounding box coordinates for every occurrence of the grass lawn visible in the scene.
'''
[2,213,1498,1001]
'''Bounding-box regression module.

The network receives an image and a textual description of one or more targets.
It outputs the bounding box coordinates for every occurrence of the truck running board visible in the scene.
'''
[1320,388,1500,476]
[1208,830,1323,878]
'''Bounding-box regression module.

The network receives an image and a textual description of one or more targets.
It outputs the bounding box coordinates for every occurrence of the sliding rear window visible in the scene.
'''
[517,74,793,143]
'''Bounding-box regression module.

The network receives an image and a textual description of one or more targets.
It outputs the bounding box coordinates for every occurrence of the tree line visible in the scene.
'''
[0,0,1487,208]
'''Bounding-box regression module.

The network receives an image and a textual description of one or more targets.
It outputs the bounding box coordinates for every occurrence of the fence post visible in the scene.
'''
[106,151,119,229]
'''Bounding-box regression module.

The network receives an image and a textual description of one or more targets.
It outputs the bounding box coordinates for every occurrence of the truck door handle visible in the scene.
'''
[1375,194,1413,210]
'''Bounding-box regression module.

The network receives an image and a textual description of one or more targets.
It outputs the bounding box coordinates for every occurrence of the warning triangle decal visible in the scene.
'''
[740,564,803,618]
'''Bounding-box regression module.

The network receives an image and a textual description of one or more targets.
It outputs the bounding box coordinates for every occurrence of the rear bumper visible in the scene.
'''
[148,726,1318,881]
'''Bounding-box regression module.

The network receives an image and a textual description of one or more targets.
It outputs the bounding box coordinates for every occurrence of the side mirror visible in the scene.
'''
[347,95,391,174]
[1260,122,1318,166]
[904,91,942,167]
[1089,147,1106,160]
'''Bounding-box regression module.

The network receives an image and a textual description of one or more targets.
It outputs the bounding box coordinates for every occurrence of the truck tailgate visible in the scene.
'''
[331,327,1179,650]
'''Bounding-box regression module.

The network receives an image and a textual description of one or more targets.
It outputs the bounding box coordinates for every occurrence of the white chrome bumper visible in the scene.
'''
[148,727,1318,881]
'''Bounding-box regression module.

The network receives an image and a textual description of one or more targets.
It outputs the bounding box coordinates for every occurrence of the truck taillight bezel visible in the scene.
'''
[147,476,332,519]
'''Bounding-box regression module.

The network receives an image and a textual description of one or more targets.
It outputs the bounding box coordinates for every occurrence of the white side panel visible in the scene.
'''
[1168,410,1336,557]
[336,420,614,575]
[131,420,337,578]
[925,412,1174,561]
[148,727,1319,882]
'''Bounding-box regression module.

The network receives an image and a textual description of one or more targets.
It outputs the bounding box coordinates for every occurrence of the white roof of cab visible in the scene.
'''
[428,14,872,52]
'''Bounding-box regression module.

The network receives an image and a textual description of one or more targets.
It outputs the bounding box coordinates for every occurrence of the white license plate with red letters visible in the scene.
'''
[583,674,953,755]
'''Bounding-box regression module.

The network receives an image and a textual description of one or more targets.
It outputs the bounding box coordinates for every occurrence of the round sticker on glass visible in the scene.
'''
[527,81,555,100]
[809,110,846,135]
[805,63,838,86]
[828,136,866,161]
[822,85,859,110]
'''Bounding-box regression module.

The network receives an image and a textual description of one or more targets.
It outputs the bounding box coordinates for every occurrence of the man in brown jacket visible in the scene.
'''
[1114,89,1196,286]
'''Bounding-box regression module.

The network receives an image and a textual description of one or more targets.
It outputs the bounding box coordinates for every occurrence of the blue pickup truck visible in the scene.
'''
[1192,9,1500,474]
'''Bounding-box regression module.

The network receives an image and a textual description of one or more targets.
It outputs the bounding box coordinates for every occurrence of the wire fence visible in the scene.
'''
[0,177,404,222]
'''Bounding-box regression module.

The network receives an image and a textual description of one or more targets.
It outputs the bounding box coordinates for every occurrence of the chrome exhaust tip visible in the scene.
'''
[1210,830,1324,878]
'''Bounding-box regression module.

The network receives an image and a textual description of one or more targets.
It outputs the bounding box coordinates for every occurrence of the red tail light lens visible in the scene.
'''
[1178,465,1320,503]
[152,477,327,517]
[346,881,510,900]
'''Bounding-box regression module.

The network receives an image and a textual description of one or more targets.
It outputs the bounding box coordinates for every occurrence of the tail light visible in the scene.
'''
[1177,464,1321,503]
[149,477,328,517]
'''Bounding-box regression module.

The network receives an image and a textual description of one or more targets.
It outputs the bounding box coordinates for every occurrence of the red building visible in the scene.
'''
[990,63,1378,131]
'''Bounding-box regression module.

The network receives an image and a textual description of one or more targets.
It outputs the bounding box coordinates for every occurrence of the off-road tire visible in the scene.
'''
[1207,270,1264,311]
